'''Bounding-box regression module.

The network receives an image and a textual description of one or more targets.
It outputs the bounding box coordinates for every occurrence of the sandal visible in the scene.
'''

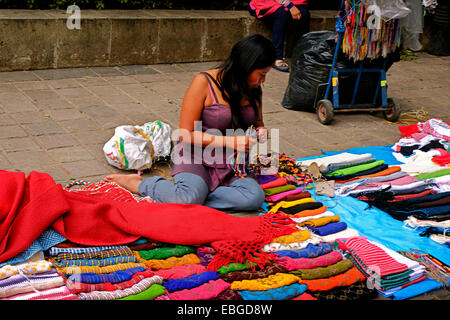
[272,59,289,72]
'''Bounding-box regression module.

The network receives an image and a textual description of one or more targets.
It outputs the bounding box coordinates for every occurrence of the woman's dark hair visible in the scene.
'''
[216,34,276,129]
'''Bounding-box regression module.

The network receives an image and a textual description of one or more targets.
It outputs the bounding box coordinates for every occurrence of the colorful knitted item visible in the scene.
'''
[135,252,201,270]
[230,273,300,291]
[217,261,259,274]
[52,247,134,261]
[118,283,166,300]
[237,283,307,300]
[309,281,378,300]
[265,188,307,203]
[271,230,311,244]
[58,262,146,275]
[163,271,220,292]
[159,279,231,300]
[6,285,78,300]
[263,184,296,196]
[153,264,207,280]
[78,275,163,300]
[260,177,288,189]
[299,266,366,291]
[52,256,139,267]
[220,263,288,283]
[268,198,315,214]
[274,243,334,259]
[137,245,197,260]
[306,222,348,236]
[67,267,146,284]
[289,259,355,280]
[277,251,343,271]
[297,215,341,227]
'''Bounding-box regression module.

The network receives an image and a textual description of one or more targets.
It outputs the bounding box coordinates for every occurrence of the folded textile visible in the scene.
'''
[135,252,201,270]
[274,243,334,259]
[66,269,155,293]
[52,247,134,261]
[297,153,373,172]
[59,262,146,275]
[263,238,322,253]
[119,283,166,300]
[265,188,306,202]
[268,197,315,213]
[283,191,312,202]
[237,283,307,300]
[48,245,129,256]
[278,202,323,215]
[320,158,377,175]
[0,170,296,273]
[277,251,343,271]
[289,259,354,280]
[263,184,296,196]
[324,160,386,177]
[0,270,65,299]
[137,245,197,260]
[52,256,139,267]
[326,164,389,181]
[210,288,243,300]
[271,230,311,244]
[260,177,287,189]
[286,206,329,220]
[217,261,258,274]
[317,228,360,243]
[220,263,288,283]
[0,258,52,280]
[291,292,318,300]
[299,266,366,291]
[78,275,164,300]
[290,211,335,224]
[160,279,230,300]
[163,271,220,292]
[389,277,448,300]
[335,166,402,184]
[309,281,378,300]
[153,264,207,280]
[230,273,300,291]
[307,222,348,236]
[257,175,278,185]
[297,215,340,227]
[197,251,215,266]
[6,285,78,300]
[67,266,146,284]
[415,169,450,180]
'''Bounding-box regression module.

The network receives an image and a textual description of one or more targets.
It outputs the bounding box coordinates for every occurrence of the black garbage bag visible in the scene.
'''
[282,30,400,111]
[282,31,339,111]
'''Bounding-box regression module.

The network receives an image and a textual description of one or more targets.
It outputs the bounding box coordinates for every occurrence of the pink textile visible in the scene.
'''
[249,0,309,18]
[265,187,305,202]
[351,175,420,193]
[276,250,343,271]
[153,263,207,280]
[156,279,230,300]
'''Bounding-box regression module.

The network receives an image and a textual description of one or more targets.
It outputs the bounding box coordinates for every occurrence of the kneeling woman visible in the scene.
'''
[104,34,276,211]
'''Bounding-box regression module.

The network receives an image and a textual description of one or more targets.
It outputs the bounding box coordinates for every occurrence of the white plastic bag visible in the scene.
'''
[103,120,172,171]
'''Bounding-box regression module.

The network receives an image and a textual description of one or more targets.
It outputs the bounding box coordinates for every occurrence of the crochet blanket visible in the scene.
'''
[0,170,296,270]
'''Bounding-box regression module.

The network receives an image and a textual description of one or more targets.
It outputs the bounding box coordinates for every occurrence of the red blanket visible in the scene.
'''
[0,170,296,269]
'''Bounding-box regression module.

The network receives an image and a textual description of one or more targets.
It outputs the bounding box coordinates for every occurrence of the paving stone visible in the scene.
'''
[0,114,16,125]
[22,121,64,136]
[0,137,40,152]
[0,125,28,139]
[5,150,56,168]
[0,152,13,170]
[58,118,99,133]
[0,92,37,112]
[33,68,98,80]
[61,159,112,179]
[34,133,78,150]
[48,146,95,163]
[117,65,159,75]
[10,110,51,124]
[43,108,85,121]
[0,70,41,82]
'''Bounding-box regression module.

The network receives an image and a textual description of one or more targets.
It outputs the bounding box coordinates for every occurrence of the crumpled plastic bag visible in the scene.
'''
[103,120,172,171]
[361,0,411,21]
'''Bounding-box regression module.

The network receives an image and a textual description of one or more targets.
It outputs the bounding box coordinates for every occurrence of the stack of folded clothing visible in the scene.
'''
[337,237,427,298]
[0,252,77,300]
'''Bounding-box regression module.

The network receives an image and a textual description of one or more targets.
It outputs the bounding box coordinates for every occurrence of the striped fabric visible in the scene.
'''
[6,285,78,300]
[78,275,164,300]
[57,262,147,275]
[343,238,409,277]
[52,256,139,267]
[48,245,128,256]
[53,247,134,261]
[66,269,155,294]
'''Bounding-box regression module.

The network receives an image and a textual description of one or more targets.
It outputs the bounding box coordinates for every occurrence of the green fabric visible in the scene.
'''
[119,284,166,300]
[263,184,296,196]
[138,245,196,260]
[217,261,257,274]
[415,169,450,180]
[289,259,354,280]
[325,160,385,177]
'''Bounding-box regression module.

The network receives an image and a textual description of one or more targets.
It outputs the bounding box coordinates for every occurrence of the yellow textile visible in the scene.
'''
[297,215,341,227]
[268,198,315,214]
[59,262,146,275]
[271,230,311,244]
[230,273,300,291]
[135,252,200,270]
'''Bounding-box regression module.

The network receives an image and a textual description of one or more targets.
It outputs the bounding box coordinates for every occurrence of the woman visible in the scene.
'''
[104,34,276,211]
[249,0,310,72]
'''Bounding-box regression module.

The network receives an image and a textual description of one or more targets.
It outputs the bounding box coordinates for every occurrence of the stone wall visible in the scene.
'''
[0,9,336,71]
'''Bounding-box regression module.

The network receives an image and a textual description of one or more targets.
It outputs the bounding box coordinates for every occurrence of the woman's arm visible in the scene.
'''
[178,74,254,152]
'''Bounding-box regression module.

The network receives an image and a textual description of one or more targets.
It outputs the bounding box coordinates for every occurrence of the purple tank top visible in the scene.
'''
[171,72,257,191]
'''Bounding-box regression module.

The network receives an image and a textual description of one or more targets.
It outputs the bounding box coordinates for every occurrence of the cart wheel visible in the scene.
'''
[316,99,334,125]
[383,98,401,122]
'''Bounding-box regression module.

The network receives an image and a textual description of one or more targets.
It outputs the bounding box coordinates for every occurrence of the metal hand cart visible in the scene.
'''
[314,2,401,125]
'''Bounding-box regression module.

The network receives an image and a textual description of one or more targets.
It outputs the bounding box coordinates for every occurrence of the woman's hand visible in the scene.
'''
[289,6,302,20]
[256,126,269,143]
[226,136,258,152]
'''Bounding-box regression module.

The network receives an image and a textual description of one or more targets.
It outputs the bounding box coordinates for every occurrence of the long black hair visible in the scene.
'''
[216,34,276,129]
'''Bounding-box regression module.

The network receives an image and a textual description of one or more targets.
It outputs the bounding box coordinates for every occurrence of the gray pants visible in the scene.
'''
[138,172,265,211]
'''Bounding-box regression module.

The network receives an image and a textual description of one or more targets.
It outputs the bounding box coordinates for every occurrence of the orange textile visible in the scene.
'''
[335,166,401,184]
[299,266,365,291]
[280,206,328,219]
[297,215,340,227]
[271,230,311,244]
[134,252,201,270]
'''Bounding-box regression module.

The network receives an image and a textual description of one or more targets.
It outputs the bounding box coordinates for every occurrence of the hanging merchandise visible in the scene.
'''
[341,0,404,61]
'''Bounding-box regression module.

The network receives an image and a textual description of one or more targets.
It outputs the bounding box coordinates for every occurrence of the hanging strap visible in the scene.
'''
[200,72,220,105]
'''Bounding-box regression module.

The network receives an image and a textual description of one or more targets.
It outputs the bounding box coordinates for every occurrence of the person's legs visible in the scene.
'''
[270,6,291,61]
[204,177,265,211]
[138,172,209,204]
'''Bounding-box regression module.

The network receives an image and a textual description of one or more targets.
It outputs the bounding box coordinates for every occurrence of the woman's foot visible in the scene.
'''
[272,59,289,72]
[103,174,143,194]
